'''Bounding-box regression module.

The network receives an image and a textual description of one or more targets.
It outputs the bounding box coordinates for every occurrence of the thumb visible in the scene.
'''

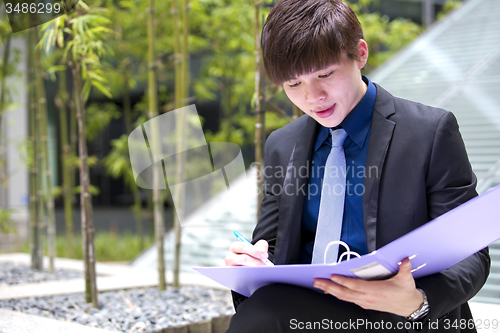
[398,257,413,276]
[254,239,269,253]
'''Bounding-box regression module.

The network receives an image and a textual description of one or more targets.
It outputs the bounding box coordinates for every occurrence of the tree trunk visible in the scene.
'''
[34,36,56,273]
[72,64,98,307]
[148,0,166,291]
[28,29,41,270]
[56,69,75,257]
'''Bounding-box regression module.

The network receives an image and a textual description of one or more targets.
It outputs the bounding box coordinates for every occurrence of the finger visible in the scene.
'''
[392,257,414,282]
[329,275,371,293]
[254,239,269,258]
[225,253,267,267]
[229,241,268,260]
[398,257,412,274]
[313,279,364,301]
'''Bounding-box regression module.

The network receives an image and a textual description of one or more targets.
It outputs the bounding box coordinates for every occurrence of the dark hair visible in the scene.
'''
[261,0,363,85]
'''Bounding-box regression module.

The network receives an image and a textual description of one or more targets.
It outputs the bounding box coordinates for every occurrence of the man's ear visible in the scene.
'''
[357,39,369,70]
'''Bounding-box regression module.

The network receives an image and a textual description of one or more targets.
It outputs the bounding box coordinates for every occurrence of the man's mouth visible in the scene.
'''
[313,104,335,118]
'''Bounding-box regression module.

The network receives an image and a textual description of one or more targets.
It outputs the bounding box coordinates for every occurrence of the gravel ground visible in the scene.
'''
[0,262,84,286]
[0,262,234,332]
[0,285,235,332]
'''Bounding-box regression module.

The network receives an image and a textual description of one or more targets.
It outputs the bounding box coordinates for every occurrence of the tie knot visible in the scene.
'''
[330,128,347,147]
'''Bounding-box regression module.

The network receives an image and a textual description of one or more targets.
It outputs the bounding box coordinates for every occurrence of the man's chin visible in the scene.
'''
[313,116,342,128]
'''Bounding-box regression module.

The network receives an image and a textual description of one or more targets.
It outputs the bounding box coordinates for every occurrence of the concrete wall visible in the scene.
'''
[0,35,29,252]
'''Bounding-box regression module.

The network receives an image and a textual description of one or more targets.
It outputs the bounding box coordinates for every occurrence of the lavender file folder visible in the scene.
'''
[194,185,500,297]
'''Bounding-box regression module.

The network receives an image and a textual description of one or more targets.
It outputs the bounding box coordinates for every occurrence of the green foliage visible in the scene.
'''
[0,16,12,36]
[62,154,98,169]
[0,18,22,119]
[437,0,462,20]
[103,134,136,189]
[347,0,422,72]
[190,0,421,150]
[85,102,121,140]
[74,184,101,196]
[0,209,16,234]
[190,0,258,146]
[38,1,114,102]
[17,138,34,170]
[263,112,290,134]
[21,231,154,261]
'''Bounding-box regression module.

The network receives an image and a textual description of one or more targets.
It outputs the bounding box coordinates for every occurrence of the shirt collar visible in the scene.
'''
[314,76,376,151]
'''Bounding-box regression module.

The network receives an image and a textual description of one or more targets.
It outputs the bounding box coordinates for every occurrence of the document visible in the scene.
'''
[194,185,500,297]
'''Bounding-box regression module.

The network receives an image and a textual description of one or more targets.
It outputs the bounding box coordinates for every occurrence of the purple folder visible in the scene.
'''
[194,185,500,297]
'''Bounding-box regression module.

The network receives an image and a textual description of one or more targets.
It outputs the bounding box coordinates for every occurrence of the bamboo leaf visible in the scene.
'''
[82,80,91,103]
[91,81,113,99]
[74,185,101,196]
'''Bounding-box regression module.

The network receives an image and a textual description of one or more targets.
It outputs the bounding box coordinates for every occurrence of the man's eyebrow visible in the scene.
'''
[318,63,337,71]
[285,64,338,82]
[283,75,298,83]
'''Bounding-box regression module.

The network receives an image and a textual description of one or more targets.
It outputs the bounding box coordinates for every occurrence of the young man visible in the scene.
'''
[224,0,490,331]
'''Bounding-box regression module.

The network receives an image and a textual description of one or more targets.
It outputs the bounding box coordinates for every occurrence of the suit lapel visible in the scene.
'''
[275,116,318,264]
[276,84,397,260]
[363,84,396,252]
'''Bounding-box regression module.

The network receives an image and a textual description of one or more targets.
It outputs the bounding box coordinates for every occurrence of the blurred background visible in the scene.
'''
[1,0,499,304]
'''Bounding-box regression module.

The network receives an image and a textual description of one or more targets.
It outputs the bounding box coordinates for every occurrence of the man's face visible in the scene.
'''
[282,44,368,128]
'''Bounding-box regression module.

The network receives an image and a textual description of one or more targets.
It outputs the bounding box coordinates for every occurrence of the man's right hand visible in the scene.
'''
[224,239,270,267]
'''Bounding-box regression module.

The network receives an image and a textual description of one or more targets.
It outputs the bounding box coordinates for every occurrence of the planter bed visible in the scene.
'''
[0,285,235,333]
[0,262,85,286]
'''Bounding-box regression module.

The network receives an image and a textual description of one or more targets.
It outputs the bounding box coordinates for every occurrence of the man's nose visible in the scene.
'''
[304,82,326,103]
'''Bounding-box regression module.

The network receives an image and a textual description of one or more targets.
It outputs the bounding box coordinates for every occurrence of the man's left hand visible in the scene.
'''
[313,258,424,317]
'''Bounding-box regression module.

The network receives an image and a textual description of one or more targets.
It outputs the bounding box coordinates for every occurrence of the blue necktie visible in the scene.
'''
[311,128,348,264]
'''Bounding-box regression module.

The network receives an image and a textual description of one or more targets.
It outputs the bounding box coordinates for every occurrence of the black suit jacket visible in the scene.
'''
[233,84,490,332]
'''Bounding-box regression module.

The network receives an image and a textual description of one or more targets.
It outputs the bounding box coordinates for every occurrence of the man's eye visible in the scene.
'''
[319,71,333,78]
[288,82,300,88]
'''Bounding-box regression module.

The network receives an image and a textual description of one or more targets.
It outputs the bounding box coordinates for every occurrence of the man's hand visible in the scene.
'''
[225,239,270,267]
[313,258,424,317]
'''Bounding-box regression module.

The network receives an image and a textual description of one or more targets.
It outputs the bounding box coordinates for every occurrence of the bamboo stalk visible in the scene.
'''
[173,111,186,288]
[72,65,98,307]
[181,0,189,105]
[123,69,144,250]
[70,86,77,204]
[254,1,264,217]
[172,0,182,110]
[292,104,301,119]
[28,28,41,270]
[171,0,190,289]
[148,0,166,291]
[56,69,75,257]
[34,34,56,273]
[0,35,11,210]
[34,27,46,271]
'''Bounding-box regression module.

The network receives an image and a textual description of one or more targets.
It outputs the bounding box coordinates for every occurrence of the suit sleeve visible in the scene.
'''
[231,131,284,310]
[415,111,491,323]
